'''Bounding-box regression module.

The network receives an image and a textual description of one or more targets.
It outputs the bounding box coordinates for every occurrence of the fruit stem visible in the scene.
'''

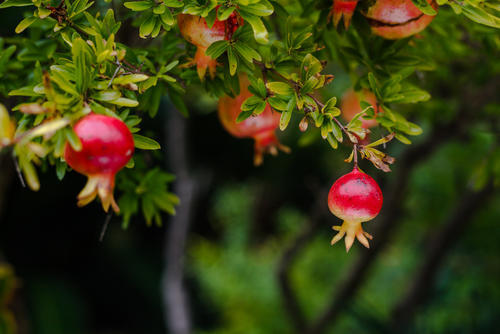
[353,144,358,168]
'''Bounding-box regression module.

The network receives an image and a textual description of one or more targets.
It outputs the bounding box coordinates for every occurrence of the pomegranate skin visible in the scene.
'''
[64,114,134,212]
[218,76,289,165]
[328,167,383,251]
[331,0,359,29]
[178,11,242,79]
[341,89,379,129]
[361,0,438,39]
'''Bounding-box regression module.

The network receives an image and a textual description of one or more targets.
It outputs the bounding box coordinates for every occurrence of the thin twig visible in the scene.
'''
[11,155,25,188]
[99,211,113,242]
[107,62,122,88]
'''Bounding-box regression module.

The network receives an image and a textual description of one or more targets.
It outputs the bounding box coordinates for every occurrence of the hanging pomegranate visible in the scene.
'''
[218,76,289,165]
[360,0,438,39]
[64,113,134,212]
[178,9,242,79]
[328,167,383,252]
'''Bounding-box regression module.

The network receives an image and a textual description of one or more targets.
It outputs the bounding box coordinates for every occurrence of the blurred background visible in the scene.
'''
[0,3,499,334]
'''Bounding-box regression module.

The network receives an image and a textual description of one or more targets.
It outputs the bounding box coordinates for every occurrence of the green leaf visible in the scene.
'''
[64,127,82,151]
[233,42,262,62]
[206,40,229,59]
[227,47,238,76]
[331,121,343,142]
[164,0,183,8]
[0,0,32,8]
[367,72,381,99]
[133,134,161,150]
[140,15,157,37]
[160,8,174,26]
[18,118,70,146]
[218,5,236,20]
[461,3,500,28]
[15,16,37,33]
[395,133,411,144]
[113,74,149,85]
[72,38,94,94]
[241,96,264,111]
[124,1,154,11]
[326,133,338,149]
[301,76,318,95]
[279,102,293,131]
[266,82,292,95]
[20,158,39,191]
[92,90,121,102]
[411,0,437,15]
[267,97,288,111]
[109,97,139,107]
[322,96,338,114]
[236,109,254,123]
[237,11,269,44]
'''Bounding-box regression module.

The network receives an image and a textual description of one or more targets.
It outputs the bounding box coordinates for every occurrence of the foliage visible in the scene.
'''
[0,0,498,224]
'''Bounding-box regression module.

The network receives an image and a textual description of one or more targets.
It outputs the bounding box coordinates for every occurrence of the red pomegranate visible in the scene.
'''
[218,76,289,165]
[331,0,359,29]
[328,167,383,251]
[178,9,242,79]
[361,0,438,39]
[341,89,379,129]
[64,113,134,212]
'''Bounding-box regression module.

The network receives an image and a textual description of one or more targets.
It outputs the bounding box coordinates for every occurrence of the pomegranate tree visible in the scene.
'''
[360,0,438,39]
[341,89,379,129]
[328,167,383,252]
[218,76,289,165]
[64,114,134,213]
[178,10,242,79]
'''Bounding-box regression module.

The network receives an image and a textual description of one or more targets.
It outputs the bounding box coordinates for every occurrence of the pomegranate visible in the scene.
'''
[331,0,359,29]
[341,89,379,129]
[64,113,134,212]
[178,9,242,79]
[218,76,289,165]
[328,167,383,251]
[360,0,438,39]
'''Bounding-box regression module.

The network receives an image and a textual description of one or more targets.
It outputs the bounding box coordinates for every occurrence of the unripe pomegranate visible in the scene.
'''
[64,114,134,213]
[331,0,359,29]
[178,10,242,79]
[328,167,383,252]
[218,76,289,165]
[360,0,438,39]
[341,89,379,129]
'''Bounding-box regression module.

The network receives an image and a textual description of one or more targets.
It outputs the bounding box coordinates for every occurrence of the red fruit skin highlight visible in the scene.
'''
[64,114,134,212]
[328,167,383,251]
[178,11,242,79]
[218,76,289,165]
[361,0,438,39]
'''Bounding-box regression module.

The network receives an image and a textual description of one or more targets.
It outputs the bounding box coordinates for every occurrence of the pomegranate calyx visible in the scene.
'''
[78,173,120,213]
[330,0,359,29]
[331,220,373,252]
[253,130,290,166]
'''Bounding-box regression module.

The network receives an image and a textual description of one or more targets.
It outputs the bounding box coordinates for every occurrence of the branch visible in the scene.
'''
[276,188,329,332]
[161,104,194,334]
[253,60,359,146]
[389,182,494,331]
